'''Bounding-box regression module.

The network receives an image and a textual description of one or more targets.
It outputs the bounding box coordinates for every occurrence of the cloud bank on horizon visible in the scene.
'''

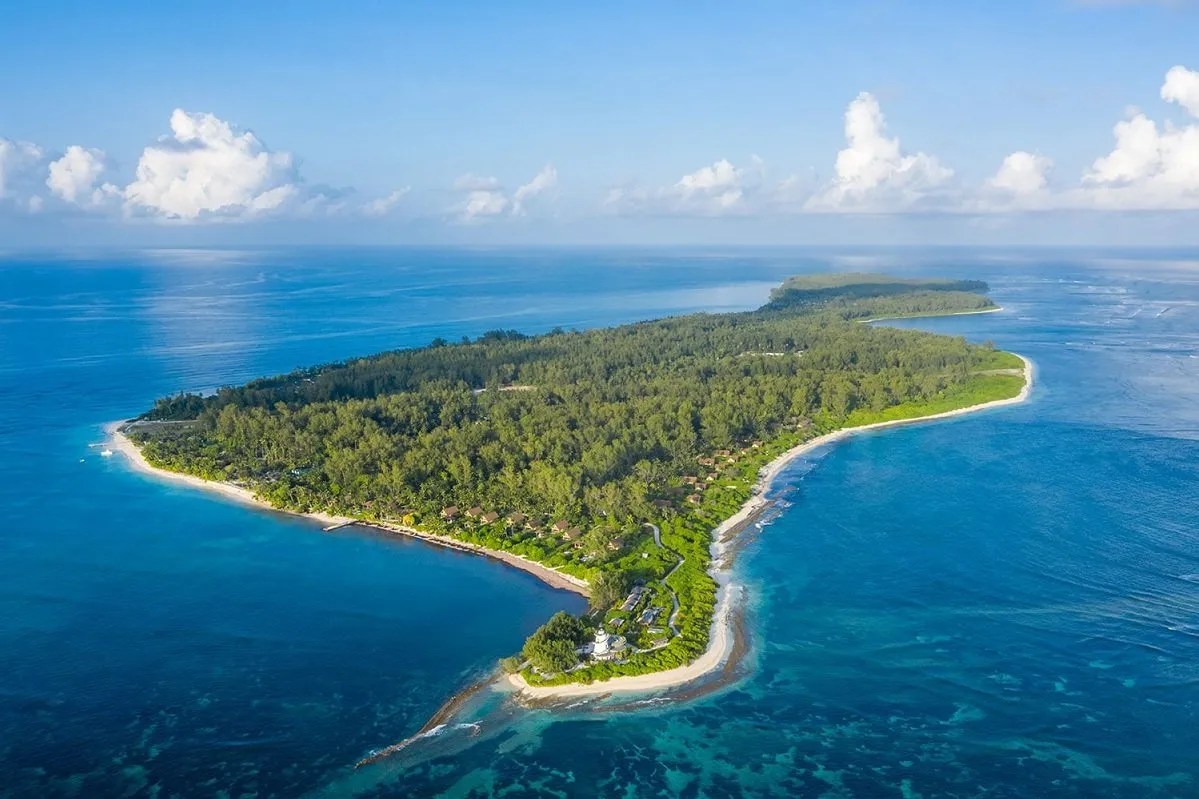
[3,65,1199,226]
[612,65,1199,218]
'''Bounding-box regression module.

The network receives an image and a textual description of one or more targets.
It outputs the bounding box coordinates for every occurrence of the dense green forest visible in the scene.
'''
[127,273,1025,684]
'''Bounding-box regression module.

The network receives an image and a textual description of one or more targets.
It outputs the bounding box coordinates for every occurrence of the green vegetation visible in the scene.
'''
[764,273,993,319]
[521,611,588,673]
[127,273,1027,685]
[589,570,631,613]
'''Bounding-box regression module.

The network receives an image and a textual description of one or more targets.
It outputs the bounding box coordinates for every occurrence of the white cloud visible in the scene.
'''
[46,145,116,206]
[0,139,44,204]
[676,159,744,210]
[123,109,298,221]
[793,65,1199,215]
[806,92,953,212]
[363,187,410,217]
[512,165,558,215]
[454,174,508,220]
[455,165,558,221]
[463,189,510,219]
[1162,65,1199,117]
[5,111,411,223]
[1084,112,1163,184]
[605,158,758,216]
[11,64,1199,228]
[988,151,1053,195]
[1074,65,1199,209]
[970,151,1056,212]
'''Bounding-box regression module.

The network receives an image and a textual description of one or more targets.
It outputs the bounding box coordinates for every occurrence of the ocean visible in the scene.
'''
[1,248,1196,798]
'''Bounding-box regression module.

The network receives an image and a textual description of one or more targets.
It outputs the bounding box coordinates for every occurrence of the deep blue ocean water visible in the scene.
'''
[1,248,1197,798]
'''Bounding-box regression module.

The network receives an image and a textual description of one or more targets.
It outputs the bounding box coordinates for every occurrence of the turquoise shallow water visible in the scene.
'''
[1,248,1197,797]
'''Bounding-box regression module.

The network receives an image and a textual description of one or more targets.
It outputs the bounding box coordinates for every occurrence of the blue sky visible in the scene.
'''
[2,0,1199,245]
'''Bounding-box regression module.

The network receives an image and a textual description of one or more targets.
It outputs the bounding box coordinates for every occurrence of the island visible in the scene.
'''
[112,273,1031,698]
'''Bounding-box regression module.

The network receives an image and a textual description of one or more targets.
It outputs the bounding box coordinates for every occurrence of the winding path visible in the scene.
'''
[644,523,682,638]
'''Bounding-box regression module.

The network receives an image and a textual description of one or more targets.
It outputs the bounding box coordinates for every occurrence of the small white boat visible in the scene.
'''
[100,448,114,457]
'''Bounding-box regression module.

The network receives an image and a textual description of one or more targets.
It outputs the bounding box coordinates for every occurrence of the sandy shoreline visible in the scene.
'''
[756,353,1034,489]
[106,422,588,597]
[509,353,1034,698]
[107,421,354,529]
[109,351,1032,701]
[856,306,1004,324]
[358,520,588,595]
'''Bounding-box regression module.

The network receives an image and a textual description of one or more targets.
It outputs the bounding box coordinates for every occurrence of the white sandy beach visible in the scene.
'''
[362,519,589,595]
[107,421,354,529]
[856,306,1004,324]
[106,421,589,596]
[510,353,1034,698]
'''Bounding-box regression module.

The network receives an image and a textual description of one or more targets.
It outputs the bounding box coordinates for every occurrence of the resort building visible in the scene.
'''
[639,607,663,626]
[465,506,484,519]
[441,506,459,520]
[480,511,500,524]
[620,585,646,612]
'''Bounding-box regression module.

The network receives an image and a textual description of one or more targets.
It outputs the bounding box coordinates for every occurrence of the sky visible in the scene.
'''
[2,0,1199,246]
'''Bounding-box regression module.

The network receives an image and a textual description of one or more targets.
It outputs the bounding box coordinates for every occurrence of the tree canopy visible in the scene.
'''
[521,611,588,674]
[126,273,1025,684]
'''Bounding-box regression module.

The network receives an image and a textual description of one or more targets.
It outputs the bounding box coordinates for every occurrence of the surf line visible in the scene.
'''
[355,675,490,768]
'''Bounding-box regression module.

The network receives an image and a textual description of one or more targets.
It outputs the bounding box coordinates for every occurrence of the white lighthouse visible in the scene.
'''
[590,627,627,662]
[592,627,611,658]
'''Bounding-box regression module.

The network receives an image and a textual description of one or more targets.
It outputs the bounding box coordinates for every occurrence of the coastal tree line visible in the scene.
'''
[129,274,1024,684]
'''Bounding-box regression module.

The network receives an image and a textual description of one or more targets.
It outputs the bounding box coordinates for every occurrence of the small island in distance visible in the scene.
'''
[115,273,1030,696]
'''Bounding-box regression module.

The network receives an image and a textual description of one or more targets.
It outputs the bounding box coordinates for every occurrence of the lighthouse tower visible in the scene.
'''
[592,627,611,659]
